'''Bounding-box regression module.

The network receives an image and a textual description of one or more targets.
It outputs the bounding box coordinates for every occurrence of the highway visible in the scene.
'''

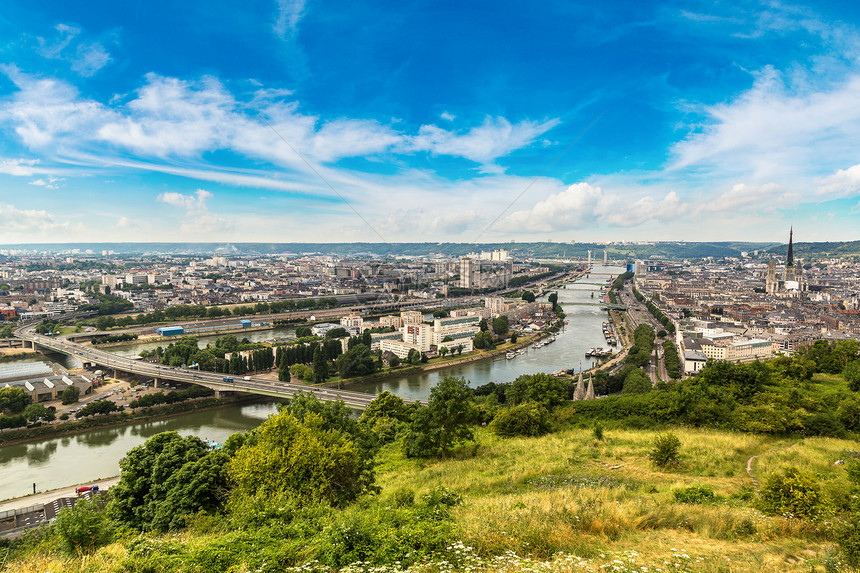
[14,324,403,410]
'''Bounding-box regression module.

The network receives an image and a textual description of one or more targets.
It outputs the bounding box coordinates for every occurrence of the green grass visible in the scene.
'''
[6,423,856,572]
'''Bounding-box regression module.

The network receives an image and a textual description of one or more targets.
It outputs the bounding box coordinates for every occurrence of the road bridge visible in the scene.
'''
[15,326,409,410]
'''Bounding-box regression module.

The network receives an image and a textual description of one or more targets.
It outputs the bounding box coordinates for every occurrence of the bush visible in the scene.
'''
[53,496,113,554]
[758,466,824,519]
[491,402,552,437]
[674,484,717,504]
[650,433,681,468]
[593,422,604,441]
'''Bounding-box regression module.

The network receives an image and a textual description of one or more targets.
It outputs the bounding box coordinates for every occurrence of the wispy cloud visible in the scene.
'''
[36,23,111,76]
[273,0,306,39]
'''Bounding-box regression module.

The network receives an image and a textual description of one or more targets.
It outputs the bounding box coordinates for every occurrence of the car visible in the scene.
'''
[222,377,233,382]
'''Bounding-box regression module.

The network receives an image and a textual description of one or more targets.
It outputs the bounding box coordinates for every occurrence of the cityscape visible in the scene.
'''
[2,0,860,571]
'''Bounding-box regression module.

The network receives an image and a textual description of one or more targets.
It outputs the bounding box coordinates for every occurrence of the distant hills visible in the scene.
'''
[0,240,857,259]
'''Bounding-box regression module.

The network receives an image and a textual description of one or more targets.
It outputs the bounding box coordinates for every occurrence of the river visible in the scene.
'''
[0,266,621,498]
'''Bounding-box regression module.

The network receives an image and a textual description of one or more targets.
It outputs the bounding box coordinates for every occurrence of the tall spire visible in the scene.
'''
[787,226,794,268]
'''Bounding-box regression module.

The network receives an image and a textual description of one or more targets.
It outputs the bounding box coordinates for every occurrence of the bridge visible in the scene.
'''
[563,302,627,310]
[15,325,403,410]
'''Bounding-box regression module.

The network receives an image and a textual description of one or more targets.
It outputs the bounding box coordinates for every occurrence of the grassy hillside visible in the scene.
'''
[5,425,857,572]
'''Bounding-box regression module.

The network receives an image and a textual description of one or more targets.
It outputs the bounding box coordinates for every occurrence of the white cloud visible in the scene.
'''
[440,111,455,121]
[72,42,111,77]
[817,163,860,198]
[36,23,111,76]
[502,182,689,232]
[406,116,560,170]
[157,188,213,210]
[157,189,228,235]
[28,177,63,189]
[0,65,112,148]
[0,203,69,235]
[671,68,860,178]
[274,0,306,39]
[0,158,40,176]
[431,210,481,235]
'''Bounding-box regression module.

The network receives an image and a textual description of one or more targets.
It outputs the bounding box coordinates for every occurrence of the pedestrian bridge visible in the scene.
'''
[15,327,406,410]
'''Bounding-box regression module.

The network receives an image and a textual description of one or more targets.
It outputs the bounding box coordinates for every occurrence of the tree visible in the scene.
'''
[478,318,489,332]
[547,292,558,311]
[336,343,377,378]
[507,373,568,410]
[53,496,113,555]
[491,402,551,437]
[61,385,81,405]
[325,327,349,339]
[295,326,312,338]
[23,403,55,422]
[388,354,401,368]
[0,386,31,414]
[313,345,328,383]
[439,346,449,357]
[491,315,509,336]
[845,360,860,392]
[403,376,477,459]
[510,332,518,344]
[76,400,119,418]
[522,291,536,303]
[622,369,652,394]
[228,408,374,506]
[109,432,229,531]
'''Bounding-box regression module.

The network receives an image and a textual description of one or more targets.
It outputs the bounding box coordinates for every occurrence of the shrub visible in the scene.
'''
[650,433,681,468]
[490,402,552,437]
[673,484,717,504]
[593,422,604,441]
[758,466,824,519]
[53,496,113,555]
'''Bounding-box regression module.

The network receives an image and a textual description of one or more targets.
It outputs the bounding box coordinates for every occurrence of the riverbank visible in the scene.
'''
[334,323,563,390]
[0,394,265,447]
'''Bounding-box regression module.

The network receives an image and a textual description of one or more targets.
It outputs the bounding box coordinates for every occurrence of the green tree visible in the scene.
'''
[845,360,860,392]
[228,409,374,506]
[313,345,328,383]
[521,291,535,303]
[53,496,113,555]
[23,403,55,422]
[0,386,31,414]
[622,368,652,394]
[108,432,228,531]
[507,373,568,410]
[547,292,558,311]
[491,401,551,437]
[61,385,81,405]
[403,376,477,459]
[388,354,401,368]
[325,327,350,339]
[295,326,312,338]
[491,315,509,336]
[336,343,377,378]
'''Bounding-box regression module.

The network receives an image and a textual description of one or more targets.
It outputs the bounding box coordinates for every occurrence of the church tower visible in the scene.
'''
[766,259,777,294]
[784,227,796,283]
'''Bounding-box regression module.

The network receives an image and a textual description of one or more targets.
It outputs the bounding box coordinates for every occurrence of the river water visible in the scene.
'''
[0,266,621,498]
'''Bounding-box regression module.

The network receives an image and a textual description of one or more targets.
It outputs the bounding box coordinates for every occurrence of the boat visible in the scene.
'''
[506,352,516,360]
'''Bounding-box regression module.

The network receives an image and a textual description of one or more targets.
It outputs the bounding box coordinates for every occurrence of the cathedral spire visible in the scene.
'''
[786,226,794,268]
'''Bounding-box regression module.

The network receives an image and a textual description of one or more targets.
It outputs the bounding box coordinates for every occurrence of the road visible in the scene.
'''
[15,324,414,409]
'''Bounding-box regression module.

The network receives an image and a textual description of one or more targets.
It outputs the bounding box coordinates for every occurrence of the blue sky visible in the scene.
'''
[1,0,859,244]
